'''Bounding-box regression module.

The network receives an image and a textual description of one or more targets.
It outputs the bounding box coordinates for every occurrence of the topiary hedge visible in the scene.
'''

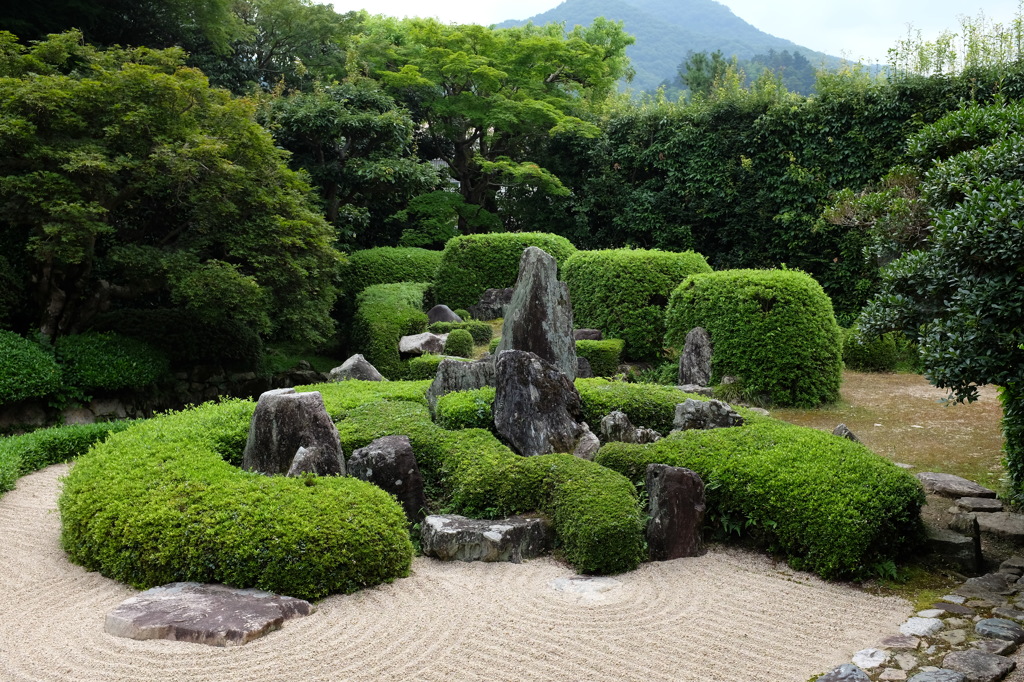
[342,247,443,300]
[0,420,133,496]
[595,421,925,580]
[0,331,62,406]
[428,320,493,345]
[56,332,170,392]
[443,328,474,358]
[576,339,625,377]
[841,327,900,373]
[665,269,843,407]
[59,400,413,600]
[350,282,431,379]
[563,249,712,361]
[434,233,577,311]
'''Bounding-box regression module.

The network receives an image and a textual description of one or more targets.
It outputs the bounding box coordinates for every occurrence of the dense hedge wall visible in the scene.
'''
[665,269,843,407]
[350,282,431,379]
[0,421,132,495]
[595,420,925,579]
[563,249,712,360]
[576,339,625,377]
[343,247,442,299]
[433,233,577,311]
[59,400,413,600]
[56,332,169,392]
[0,331,62,406]
[841,327,900,373]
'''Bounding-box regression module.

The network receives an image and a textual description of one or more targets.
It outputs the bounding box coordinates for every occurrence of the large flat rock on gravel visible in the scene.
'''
[917,472,996,499]
[421,514,553,563]
[105,583,314,646]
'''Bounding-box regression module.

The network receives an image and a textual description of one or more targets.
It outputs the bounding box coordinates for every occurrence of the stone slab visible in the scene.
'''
[917,473,996,499]
[977,513,1024,540]
[958,497,1004,513]
[942,649,1015,682]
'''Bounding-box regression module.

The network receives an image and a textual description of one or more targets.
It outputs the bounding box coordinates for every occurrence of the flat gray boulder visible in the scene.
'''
[104,583,314,647]
[495,246,577,381]
[942,649,1015,682]
[908,672,968,682]
[399,332,448,357]
[672,398,743,431]
[329,354,384,382]
[976,618,1024,643]
[959,497,1004,512]
[925,524,982,575]
[347,435,425,523]
[573,328,603,341]
[428,304,462,324]
[816,664,871,682]
[917,472,997,499]
[599,411,661,444]
[243,389,344,476]
[646,464,705,561]
[421,515,553,563]
[678,327,712,386]
[677,384,715,397]
[425,356,495,414]
[976,512,1024,539]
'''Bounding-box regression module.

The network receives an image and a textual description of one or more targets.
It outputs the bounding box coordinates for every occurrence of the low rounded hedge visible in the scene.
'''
[59,401,413,600]
[665,269,843,407]
[435,387,496,431]
[428,320,493,345]
[443,329,474,358]
[595,421,925,580]
[434,233,577,311]
[56,332,169,392]
[576,339,625,377]
[563,249,712,361]
[343,247,442,300]
[0,331,62,406]
[841,327,900,372]
[351,282,431,379]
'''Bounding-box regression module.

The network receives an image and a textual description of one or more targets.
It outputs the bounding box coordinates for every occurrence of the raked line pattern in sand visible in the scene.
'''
[0,464,911,682]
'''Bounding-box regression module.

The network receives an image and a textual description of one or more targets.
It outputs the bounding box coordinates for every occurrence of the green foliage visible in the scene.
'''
[575,339,625,377]
[489,337,501,354]
[840,327,900,373]
[407,354,443,380]
[1003,384,1024,504]
[442,329,474,359]
[428,321,493,345]
[888,7,1024,77]
[350,282,430,379]
[59,400,413,600]
[55,332,169,392]
[0,331,62,406]
[595,419,925,579]
[576,378,713,435]
[301,379,430,417]
[435,388,496,431]
[0,420,133,495]
[434,233,577,311]
[666,269,843,407]
[91,309,264,371]
[563,249,712,360]
[343,247,442,299]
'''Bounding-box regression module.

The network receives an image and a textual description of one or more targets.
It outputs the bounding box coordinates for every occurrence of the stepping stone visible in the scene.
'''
[993,606,1024,621]
[105,583,314,647]
[895,653,919,671]
[977,513,1024,539]
[942,649,1015,682]
[958,497,1004,512]
[908,671,967,682]
[879,669,907,680]
[917,473,996,499]
[853,648,889,669]
[956,573,1018,600]
[816,664,871,681]
[420,514,553,563]
[880,634,921,649]
[932,602,976,616]
[972,639,1017,656]
[901,617,945,636]
[917,609,946,618]
[938,629,967,646]
[975,618,1024,643]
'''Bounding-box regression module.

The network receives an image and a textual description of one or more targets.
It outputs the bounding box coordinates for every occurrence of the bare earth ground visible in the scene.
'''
[0,464,910,682]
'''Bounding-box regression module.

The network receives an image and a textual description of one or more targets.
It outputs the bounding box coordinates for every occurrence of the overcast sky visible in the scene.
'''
[330,0,1021,64]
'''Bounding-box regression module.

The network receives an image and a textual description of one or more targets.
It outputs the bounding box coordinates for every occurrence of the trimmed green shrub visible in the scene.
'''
[351,282,431,379]
[435,387,496,431]
[841,327,901,373]
[306,379,431,416]
[595,419,925,580]
[56,332,169,392]
[91,308,264,371]
[59,400,413,600]
[443,329,474,358]
[428,320,493,345]
[576,339,625,377]
[0,420,134,495]
[453,308,471,321]
[665,269,843,407]
[407,354,444,380]
[563,249,712,361]
[489,337,500,354]
[343,247,442,298]
[434,233,577,310]
[0,331,62,406]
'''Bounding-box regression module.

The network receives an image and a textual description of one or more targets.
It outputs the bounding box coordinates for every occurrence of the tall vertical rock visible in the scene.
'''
[678,327,713,386]
[646,464,706,561]
[495,247,577,381]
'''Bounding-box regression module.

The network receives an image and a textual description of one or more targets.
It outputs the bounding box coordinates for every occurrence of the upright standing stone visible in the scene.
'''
[646,464,706,560]
[495,247,577,381]
[426,357,495,414]
[242,389,345,476]
[348,436,426,523]
[493,350,589,457]
[678,327,713,386]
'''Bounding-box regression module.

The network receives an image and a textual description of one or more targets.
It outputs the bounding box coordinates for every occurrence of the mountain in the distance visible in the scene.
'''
[497,0,844,93]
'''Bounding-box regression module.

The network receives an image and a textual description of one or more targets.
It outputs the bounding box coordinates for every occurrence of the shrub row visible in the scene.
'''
[350,282,431,379]
[594,421,925,579]
[563,249,712,361]
[841,327,901,373]
[665,269,843,407]
[428,320,493,345]
[343,247,442,300]
[434,233,577,311]
[0,420,133,495]
[56,332,169,392]
[59,400,413,600]
[575,339,625,377]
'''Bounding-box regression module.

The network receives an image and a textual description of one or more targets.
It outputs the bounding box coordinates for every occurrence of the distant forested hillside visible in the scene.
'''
[498,0,844,92]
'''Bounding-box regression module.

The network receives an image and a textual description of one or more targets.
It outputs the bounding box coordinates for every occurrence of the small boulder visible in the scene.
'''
[427,304,463,324]
[286,445,342,478]
[599,411,662,445]
[646,464,705,561]
[243,389,345,476]
[916,472,997,499]
[329,354,385,382]
[941,649,1015,682]
[426,356,495,414]
[925,524,982,575]
[576,356,595,379]
[105,583,314,647]
[672,398,743,431]
[677,327,712,386]
[975,618,1024,643]
[421,515,553,563]
[399,332,448,357]
[573,328,603,341]
[816,664,871,682]
[468,287,514,321]
[833,423,860,442]
[348,436,426,523]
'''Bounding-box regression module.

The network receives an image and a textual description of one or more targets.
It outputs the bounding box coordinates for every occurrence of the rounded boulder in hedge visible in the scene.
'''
[434,233,577,311]
[665,269,842,407]
[0,330,62,406]
[59,400,413,600]
[563,249,712,361]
